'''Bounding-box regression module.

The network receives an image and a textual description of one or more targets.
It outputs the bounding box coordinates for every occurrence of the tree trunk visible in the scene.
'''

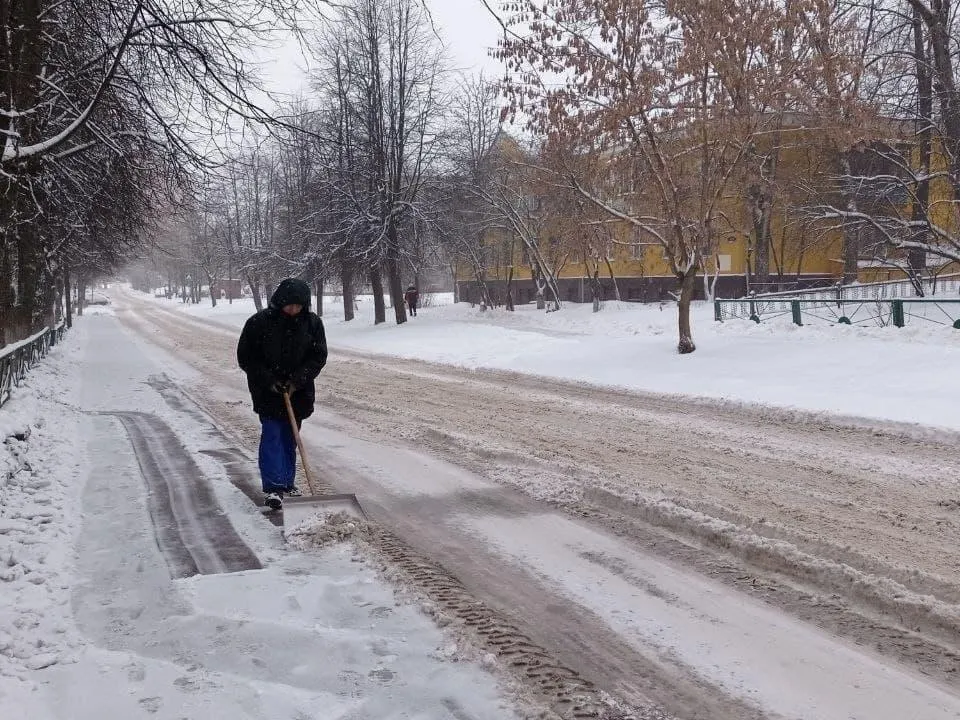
[589,267,602,312]
[18,226,44,334]
[925,7,960,196]
[910,5,933,286]
[703,257,720,302]
[0,239,11,347]
[840,156,860,285]
[603,256,622,301]
[341,264,356,322]
[842,221,859,284]
[246,273,264,311]
[369,267,385,324]
[532,265,546,309]
[262,278,276,306]
[386,257,407,324]
[450,264,460,303]
[748,185,772,287]
[64,265,73,329]
[77,275,86,317]
[474,268,493,310]
[677,268,697,354]
[505,266,515,311]
[315,278,324,317]
[51,262,62,328]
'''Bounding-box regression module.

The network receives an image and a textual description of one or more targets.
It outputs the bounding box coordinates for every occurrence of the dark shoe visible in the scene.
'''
[286,486,303,497]
[265,492,282,510]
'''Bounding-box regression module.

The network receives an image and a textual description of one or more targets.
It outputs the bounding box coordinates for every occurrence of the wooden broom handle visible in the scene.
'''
[283,391,317,495]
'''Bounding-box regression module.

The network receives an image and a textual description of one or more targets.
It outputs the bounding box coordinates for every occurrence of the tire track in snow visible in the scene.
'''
[114,411,262,577]
[145,372,298,527]
[116,303,677,718]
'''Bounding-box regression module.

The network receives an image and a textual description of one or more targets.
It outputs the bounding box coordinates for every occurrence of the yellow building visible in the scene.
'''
[456,122,957,304]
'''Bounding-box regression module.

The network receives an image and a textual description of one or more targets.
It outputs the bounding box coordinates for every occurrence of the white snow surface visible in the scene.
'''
[33,286,958,720]
[131,287,960,431]
[0,322,87,714]
[0,311,519,720]
[462,512,960,720]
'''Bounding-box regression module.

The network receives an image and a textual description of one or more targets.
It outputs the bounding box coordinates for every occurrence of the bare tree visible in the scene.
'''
[805,0,960,280]
[475,143,565,310]
[308,0,448,325]
[488,0,867,352]
[0,1,334,344]
[439,75,504,309]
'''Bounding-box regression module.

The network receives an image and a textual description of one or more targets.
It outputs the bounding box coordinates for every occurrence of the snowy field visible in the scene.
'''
[132,287,960,432]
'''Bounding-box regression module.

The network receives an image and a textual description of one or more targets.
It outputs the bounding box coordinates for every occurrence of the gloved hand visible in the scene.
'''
[270,380,292,395]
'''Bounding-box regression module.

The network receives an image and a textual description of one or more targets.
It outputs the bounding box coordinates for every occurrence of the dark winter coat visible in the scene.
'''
[404,288,419,306]
[236,279,328,420]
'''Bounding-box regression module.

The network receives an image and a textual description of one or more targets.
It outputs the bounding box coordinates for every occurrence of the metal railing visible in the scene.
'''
[0,323,66,409]
[745,273,960,302]
[715,296,960,329]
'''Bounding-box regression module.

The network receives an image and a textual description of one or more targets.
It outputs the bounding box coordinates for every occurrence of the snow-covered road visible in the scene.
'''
[107,286,960,720]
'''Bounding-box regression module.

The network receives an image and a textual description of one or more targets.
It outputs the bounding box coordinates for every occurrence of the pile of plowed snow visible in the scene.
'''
[286,510,370,548]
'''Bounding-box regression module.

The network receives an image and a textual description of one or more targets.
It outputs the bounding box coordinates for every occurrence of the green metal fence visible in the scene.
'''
[714,297,960,329]
[0,323,66,408]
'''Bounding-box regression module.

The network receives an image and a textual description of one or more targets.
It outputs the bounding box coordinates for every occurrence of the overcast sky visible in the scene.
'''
[258,0,505,102]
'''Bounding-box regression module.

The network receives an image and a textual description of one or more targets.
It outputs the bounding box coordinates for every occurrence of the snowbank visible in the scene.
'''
[0,328,85,701]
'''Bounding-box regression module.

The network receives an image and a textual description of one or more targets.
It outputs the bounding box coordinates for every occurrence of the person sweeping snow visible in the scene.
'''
[237,278,328,510]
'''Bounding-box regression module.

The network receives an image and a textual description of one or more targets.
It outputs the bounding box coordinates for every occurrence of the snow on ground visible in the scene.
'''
[0,318,88,712]
[461,512,960,720]
[0,310,521,720]
[127,285,960,432]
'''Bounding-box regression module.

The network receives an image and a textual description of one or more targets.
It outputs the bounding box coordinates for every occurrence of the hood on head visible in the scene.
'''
[270,278,311,310]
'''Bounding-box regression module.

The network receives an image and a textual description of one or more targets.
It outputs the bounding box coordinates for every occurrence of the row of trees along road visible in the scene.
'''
[8,1,960,354]
[125,0,572,327]
[0,0,332,346]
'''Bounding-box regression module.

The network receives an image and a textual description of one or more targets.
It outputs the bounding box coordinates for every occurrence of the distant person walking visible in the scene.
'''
[404,285,419,317]
[237,279,327,510]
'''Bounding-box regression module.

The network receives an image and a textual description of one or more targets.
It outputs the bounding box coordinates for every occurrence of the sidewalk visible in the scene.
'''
[0,309,518,720]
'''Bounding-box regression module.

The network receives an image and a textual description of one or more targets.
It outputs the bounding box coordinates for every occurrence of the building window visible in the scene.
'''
[717,254,732,272]
[631,227,646,259]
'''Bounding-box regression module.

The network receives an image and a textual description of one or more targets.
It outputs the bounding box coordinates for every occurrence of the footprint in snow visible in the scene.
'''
[138,697,162,714]
[368,667,395,682]
[126,661,146,682]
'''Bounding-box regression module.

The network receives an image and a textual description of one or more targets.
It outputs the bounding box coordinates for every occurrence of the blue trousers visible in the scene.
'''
[258,416,299,493]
